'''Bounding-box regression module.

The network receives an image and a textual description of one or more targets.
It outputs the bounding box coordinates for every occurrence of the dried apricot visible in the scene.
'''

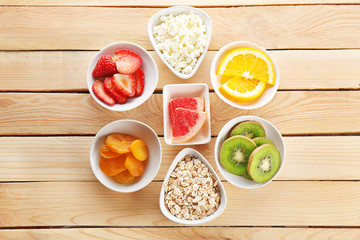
[109,133,137,142]
[99,155,127,176]
[113,170,135,184]
[125,153,145,177]
[100,145,122,159]
[106,133,135,153]
[130,139,148,161]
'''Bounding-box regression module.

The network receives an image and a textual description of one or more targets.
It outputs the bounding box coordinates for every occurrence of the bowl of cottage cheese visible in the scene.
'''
[147,6,212,79]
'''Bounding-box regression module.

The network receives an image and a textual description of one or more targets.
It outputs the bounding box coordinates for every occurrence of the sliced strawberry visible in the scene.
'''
[92,55,117,78]
[114,49,142,75]
[103,77,127,104]
[92,80,115,106]
[111,73,136,97]
[133,68,145,96]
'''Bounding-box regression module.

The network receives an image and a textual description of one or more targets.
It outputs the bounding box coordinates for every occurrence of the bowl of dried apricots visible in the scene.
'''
[90,119,162,192]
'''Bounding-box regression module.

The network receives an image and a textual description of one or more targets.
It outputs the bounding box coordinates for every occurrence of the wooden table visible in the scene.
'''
[0,1,360,239]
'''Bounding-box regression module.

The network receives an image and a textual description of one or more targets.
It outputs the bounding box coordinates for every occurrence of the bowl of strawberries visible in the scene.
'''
[87,42,158,111]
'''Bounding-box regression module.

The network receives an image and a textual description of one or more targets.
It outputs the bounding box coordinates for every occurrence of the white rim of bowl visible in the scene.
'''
[210,41,280,110]
[87,42,158,112]
[215,115,286,189]
[90,119,162,193]
[159,148,227,224]
[147,6,212,79]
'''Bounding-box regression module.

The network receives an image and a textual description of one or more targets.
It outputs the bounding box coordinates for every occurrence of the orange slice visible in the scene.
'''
[218,76,266,103]
[217,48,275,85]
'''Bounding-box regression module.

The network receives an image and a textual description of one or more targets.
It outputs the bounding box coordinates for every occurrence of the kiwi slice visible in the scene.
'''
[230,121,266,139]
[253,137,274,147]
[220,136,257,177]
[247,144,281,183]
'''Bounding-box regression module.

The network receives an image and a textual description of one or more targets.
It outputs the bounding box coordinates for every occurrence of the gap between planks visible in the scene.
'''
[0,0,360,7]
[0,225,360,229]
[1,50,360,91]
[0,92,359,136]
[0,181,359,226]
[1,132,360,137]
[1,89,360,93]
[0,226,359,240]
[0,6,360,50]
[1,136,359,181]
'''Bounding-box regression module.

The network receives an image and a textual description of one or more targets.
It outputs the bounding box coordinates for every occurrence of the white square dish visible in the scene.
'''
[147,6,212,79]
[163,83,211,145]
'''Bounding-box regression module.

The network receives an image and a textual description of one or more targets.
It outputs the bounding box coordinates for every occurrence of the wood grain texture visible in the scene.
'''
[0,227,359,240]
[0,91,359,135]
[1,136,359,181]
[1,50,360,91]
[0,6,360,50]
[1,0,359,7]
[0,181,359,227]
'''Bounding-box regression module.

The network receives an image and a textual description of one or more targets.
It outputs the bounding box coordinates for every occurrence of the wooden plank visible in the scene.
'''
[1,0,359,7]
[0,92,359,135]
[0,181,359,226]
[1,136,359,181]
[0,227,359,240]
[1,50,360,91]
[0,6,359,50]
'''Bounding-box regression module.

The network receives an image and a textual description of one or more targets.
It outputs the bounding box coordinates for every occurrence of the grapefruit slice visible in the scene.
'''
[172,108,207,144]
[169,97,204,124]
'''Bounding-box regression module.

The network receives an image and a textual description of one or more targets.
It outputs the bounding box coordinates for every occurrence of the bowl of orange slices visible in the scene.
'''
[210,41,279,109]
[90,119,162,193]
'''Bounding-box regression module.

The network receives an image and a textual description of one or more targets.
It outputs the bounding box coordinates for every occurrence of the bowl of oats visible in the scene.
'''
[147,6,212,79]
[160,148,226,225]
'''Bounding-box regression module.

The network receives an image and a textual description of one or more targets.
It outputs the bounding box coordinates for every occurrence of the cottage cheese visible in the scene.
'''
[153,12,207,75]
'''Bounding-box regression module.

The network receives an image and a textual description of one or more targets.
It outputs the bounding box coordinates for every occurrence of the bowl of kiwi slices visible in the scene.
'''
[214,115,285,189]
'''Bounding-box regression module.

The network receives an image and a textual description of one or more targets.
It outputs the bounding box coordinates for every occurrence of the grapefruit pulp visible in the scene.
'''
[169,97,204,124]
[172,108,207,144]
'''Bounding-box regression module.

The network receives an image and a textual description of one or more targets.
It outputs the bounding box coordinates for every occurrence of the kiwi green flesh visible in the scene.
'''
[230,121,266,139]
[248,144,281,183]
[220,136,257,176]
[253,137,274,147]
[242,171,252,180]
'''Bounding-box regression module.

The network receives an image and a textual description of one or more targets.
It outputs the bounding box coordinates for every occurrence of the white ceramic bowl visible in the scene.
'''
[210,41,280,109]
[214,116,285,189]
[87,42,158,111]
[147,6,212,79]
[163,83,211,145]
[160,148,227,225]
[90,119,162,192]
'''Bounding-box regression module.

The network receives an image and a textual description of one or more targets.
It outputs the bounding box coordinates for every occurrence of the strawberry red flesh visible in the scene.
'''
[111,73,136,97]
[92,55,117,78]
[92,80,115,106]
[133,68,145,96]
[103,77,127,104]
[114,49,142,75]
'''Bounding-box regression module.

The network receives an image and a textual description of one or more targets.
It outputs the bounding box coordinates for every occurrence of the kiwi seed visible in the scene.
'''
[247,144,281,183]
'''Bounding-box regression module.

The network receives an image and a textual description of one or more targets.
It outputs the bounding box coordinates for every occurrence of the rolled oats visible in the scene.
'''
[164,154,220,220]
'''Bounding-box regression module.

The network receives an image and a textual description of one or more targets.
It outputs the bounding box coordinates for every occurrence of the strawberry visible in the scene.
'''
[133,68,145,96]
[92,55,117,78]
[114,49,142,75]
[103,77,127,104]
[92,80,115,106]
[111,73,136,97]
